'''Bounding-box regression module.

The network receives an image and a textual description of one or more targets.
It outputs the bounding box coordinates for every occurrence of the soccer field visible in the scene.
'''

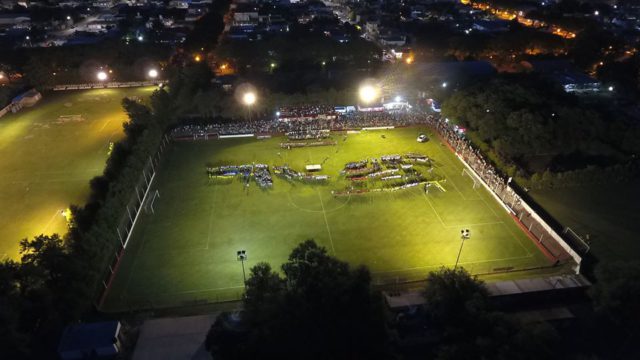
[103,127,555,311]
[0,87,155,260]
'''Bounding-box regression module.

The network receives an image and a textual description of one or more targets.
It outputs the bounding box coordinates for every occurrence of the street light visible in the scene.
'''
[237,250,247,289]
[148,69,158,78]
[442,82,447,88]
[96,71,108,81]
[454,229,470,269]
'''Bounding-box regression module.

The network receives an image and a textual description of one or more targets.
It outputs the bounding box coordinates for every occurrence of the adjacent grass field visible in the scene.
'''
[104,127,554,311]
[0,87,155,260]
[531,184,640,263]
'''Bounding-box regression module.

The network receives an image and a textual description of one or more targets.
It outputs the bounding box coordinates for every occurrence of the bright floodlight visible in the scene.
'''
[359,84,379,104]
[148,69,158,78]
[243,92,257,106]
[395,95,402,102]
[97,71,108,81]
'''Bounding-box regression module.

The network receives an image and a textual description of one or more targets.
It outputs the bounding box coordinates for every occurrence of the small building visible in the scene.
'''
[526,60,602,93]
[58,321,122,360]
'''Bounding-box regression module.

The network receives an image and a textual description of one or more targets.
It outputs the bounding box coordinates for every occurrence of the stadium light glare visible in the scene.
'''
[242,91,257,106]
[148,69,159,78]
[97,71,108,81]
[359,84,379,104]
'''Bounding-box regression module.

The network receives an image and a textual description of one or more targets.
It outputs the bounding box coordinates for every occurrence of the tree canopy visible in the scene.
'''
[206,240,390,359]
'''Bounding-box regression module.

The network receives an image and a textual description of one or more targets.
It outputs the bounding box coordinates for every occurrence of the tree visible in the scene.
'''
[424,268,559,360]
[207,240,391,359]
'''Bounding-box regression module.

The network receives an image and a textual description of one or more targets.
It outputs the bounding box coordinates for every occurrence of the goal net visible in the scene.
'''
[461,168,481,189]
[563,227,590,253]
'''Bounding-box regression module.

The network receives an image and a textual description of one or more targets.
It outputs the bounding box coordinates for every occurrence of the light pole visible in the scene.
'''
[242,91,257,121]
[454,229,470,269]
[237,250,247,288]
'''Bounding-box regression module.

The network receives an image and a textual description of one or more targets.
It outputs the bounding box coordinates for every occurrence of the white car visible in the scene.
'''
[417,134,428,143]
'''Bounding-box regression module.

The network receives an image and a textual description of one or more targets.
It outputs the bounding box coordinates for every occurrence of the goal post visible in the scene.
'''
[563,227,590,253]
[461,168,480,189]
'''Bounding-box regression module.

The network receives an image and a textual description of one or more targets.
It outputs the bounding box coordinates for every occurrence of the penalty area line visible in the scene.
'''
[317,190,336,255]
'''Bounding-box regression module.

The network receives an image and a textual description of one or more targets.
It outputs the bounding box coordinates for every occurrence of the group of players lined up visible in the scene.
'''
[206,164,273,188]
[342,154,433,184]
[171,111,435,139]
[273,166,329,182]
[286,129,330,140]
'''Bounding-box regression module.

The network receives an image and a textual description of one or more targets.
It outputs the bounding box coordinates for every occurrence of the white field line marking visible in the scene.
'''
[167,285,246,295]
[420,189,446,226]
[442,220,504,229]
[317,189,336,254]
[206,184,218,250]
[371,253,535,275]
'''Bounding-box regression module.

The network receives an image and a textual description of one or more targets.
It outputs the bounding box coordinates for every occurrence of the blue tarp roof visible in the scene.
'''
[58,321,119,353]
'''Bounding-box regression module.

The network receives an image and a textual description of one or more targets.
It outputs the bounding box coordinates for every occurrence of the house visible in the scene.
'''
[10,88,41,112]
[58,321,122,360]
[379,35,406,47]
[0,14,31,30]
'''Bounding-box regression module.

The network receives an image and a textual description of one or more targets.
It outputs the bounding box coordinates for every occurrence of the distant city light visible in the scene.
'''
[97,71,108,81]
[358,84,379,104]
[276,111,281,116]
[138,35,144,42]
[594,10,599,16]
[242,92,257,106]
[442,82,448,88]
[194,54,202,62]
[608,86,614,92]
[25,35,30,40]
[148,69,158,78]
[321,61,326,66]
[66,16,71,20]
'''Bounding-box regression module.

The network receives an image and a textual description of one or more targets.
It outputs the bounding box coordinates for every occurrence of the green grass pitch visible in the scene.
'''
[0,87,156,260]
[103,127,556,311]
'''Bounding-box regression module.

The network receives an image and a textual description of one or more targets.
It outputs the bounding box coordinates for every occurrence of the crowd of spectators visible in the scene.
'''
[277,105,336,120]
[171,110,434,139]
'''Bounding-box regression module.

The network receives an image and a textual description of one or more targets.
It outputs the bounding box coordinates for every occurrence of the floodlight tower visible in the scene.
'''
[237,250,247,289]
[454,229,470,269]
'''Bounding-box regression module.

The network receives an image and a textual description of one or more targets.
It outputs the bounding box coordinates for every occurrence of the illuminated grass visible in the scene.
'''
[104,127,554,311]
[0,87,155,260]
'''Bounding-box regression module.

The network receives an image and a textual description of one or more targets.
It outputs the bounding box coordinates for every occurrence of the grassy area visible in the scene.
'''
[0,87,156,260]
[530,184,640,263]
[103,127,554,311]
